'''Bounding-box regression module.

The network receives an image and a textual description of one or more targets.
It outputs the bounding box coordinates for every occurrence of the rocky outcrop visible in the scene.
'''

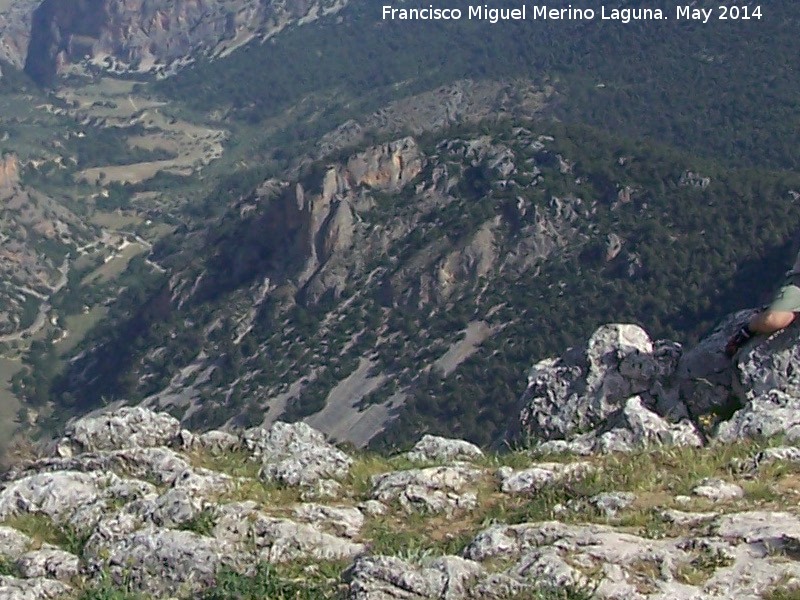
[242,421,353,487]
[371,465,484,515]
[511,310,800,451]
[511,323,698,452]
[401,435,484,464]
[56,406,182,456]
[24,0,349,84]
[0,154,19,188]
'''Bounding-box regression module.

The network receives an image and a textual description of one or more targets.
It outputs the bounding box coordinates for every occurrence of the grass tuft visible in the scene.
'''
[200,562,344,600]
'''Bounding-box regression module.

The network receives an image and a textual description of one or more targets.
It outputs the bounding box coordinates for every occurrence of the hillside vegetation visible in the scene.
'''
[18,117,800,449]
[154,0,800,171]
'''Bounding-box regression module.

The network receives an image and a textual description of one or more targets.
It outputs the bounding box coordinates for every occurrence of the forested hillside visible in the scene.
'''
[18,118,800,449]
[154,0,800,171]
[5,0,800,451]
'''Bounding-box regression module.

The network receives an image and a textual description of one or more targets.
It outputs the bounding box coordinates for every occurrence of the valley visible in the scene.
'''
[0,0,797,455]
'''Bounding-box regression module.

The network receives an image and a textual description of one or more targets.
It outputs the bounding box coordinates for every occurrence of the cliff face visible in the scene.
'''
[23,0,347,85]
[0,154,19,187]
[0,0,39,69]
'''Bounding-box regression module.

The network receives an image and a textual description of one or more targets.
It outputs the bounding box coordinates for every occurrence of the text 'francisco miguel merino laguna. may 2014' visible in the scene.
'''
[381,5,763,24]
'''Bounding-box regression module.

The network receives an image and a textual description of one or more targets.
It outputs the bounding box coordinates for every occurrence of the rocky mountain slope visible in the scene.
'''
[23,0,348,85]
[3,0,800,470]
[0,0,38,70]
[4,310,800,598]
[38,116,800,450]
[0,153,91,339]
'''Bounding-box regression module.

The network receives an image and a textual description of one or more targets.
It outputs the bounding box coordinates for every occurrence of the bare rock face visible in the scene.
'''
[0,155,20,189]
[734,319,800,400]
[346,137,424,191]
[16,547,81,582]
[0,0,39,69]
[0,527,32,561]
[24,0,347,84]
[461,518,800,600]
[4,406,800,599]
[176,137,423,309]
[0,576,72,600]
[497,462,593,494]
[299,137,423,302]
[84,527,226,595]
[0,471,111,523]
[715,389,800,443]
[685,310,800,442]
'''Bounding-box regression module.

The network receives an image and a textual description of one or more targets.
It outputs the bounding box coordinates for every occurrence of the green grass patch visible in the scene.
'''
[362,510,480,560]
[187,448,261,479]
[1,513,88,554]
[179,508,217,537]
[55,307,109,357]
[81,242,148,285]
[200,563,344,600]
[77,571,150,600]
[763,582,800,600]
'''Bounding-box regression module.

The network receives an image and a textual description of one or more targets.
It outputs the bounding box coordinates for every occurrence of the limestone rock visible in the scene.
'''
[676,309,756,418]
[243,421,352,487]
[345,554,484,600]
[692,478,744,502]
[196,430,240,454]
[0,155,19,189]
[60,407,181,454]
[459,518,800,600]
[748,446,800,471]
[0,471,112,522]
[497,462,592,494]
[735,320,800,400]
[605,233,623,262]
[715,390,800,443]
[590,492,636,517]
[16,547,81,582]
[105,447,193,486]
[292,503,364,538]
[25,0,344,83]
[0,576,72,600]
[514,324,687,444]
[0,1,38,69]
[510,309,800,448]
[359,500,388,516]
[346,137,423,191]
[254,517,365,563]
[715,511,800,546]
[506,549,588,591]
[371,466,484,514]
[591,396,703,454]
[212,502,364,562]
[535,396,702,455]
[661,509,719,528]
[402,435,485,463]
[85,527,228,595]
[130,488,205,529]
[0,526,32,561]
